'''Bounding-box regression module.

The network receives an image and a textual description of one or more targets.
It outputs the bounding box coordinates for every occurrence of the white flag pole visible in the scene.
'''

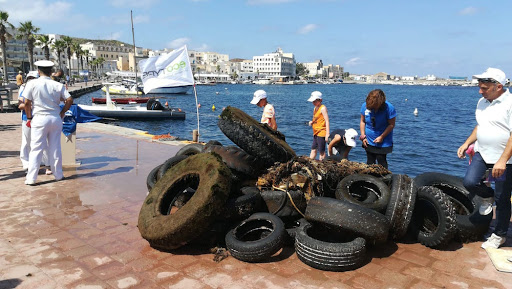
[193,83,200,140]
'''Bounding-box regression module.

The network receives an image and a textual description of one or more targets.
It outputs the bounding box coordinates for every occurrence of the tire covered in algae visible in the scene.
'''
[218,106,296,167]
[138,153,231,251]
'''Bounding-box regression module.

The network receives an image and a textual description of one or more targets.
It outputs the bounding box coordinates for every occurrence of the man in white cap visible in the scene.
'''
[250,89,277,130]
[457,67,512,249]
[327,128,358,160]
[23,60,73,185]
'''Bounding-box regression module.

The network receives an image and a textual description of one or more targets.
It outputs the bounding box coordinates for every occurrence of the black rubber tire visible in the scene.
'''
[225,212,286,262]
[221,189,265,221]
[305,197,390,243]
[413,172,492,242]
[295,220,367,272]
[157,155,188,180]
[217,106,296,167]
[283,218,307,247]
[138,153,231,251]
[385,174,417,240]
[175,143,205,156]
[409,186,457,248]
[335,174,390,212]
[260,190,307,218]
[204,145,263,177]
[146,164,162,191]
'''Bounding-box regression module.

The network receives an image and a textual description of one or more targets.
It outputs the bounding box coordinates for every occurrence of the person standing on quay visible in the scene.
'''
[308,91,329,161]
[359,89,396,169]
[250,89,277,130]
[457,68,512,249]
[23,60,73,185]
[16,71,23,88]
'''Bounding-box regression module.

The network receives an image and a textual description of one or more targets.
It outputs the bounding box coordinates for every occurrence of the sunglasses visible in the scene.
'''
[371,116,376,127]
[478,78,499,84]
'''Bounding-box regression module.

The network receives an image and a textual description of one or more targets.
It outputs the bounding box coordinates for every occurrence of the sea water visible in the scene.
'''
[75,84,482,178]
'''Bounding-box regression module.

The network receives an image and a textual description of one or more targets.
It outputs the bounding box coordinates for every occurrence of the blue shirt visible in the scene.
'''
[360,101,396,147]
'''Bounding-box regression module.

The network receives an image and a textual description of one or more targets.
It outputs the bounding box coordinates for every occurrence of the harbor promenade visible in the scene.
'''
[1,96,512,287]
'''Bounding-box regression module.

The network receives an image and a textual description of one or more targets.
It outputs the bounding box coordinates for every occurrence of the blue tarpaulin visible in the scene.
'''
[61,104,102,136]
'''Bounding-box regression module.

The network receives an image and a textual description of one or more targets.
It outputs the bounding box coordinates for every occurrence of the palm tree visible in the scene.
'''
[71,42,82,77]
[16,21,40,70]
[83,49,89,69]
[52,39,66,69]
[61,36,73,76]
[96,57,105,77]
[0,10,14,82]
[35,34,52,60]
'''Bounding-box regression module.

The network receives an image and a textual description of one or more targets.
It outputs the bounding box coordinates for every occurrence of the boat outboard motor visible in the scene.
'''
[147,99,164,110]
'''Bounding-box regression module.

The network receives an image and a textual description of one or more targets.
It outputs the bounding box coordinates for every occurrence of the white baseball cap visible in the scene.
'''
[34,60,55,68]
[251,89,267,105]
[344,128,358,147]
[307,91,322,102]
[26,71,39,79]
[472,68,507,85]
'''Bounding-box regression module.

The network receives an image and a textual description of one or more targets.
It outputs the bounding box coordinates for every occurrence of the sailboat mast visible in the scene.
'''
[131,10,138,85]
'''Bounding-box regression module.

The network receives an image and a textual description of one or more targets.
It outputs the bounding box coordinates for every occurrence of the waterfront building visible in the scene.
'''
[253,48,296,80]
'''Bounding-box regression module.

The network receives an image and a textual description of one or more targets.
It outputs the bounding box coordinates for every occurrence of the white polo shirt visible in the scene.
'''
[475,89,512,164]
[23,76,71,117]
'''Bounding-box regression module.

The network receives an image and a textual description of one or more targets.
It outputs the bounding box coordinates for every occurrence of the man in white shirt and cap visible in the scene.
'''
[23,60,73,185]
[250,89,277,130]
[457,67,512,249]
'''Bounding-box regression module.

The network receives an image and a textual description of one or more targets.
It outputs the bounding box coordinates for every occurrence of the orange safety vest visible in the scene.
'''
[312,104,326,137]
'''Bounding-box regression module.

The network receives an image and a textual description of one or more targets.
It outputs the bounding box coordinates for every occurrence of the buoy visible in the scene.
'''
[413,108,418,116]
[405,98,408,101]
[197,103,201,108]
[212,104,216,111]
[216,92,219,95]
[225,87,228,90]
[165,101,169,107]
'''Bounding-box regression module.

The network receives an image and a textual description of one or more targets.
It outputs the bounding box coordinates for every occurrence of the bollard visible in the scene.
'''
[192,129,199,142]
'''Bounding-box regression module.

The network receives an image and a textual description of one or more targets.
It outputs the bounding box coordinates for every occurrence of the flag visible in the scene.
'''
[138,45,194,94]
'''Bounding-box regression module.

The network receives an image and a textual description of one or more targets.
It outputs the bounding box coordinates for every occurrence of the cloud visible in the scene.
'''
[297,24,318,35]
[2,0,73,23]
[108,0,159,8]
[247,0,295,5]
[459,6,478,15]
[193,44,210,51]
[345,57,361,66]
[167,38,190,49]
[100,31,123,40]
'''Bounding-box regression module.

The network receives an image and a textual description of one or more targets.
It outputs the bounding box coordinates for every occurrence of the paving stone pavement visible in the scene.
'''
[1,112,512,289]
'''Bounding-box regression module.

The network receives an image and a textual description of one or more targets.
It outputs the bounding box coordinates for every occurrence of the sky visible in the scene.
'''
[2,0,512,78]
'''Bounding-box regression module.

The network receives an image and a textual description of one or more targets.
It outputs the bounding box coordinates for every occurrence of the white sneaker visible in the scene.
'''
[479,197,494,215]
[25,180,36,186]
[481,233,506,249]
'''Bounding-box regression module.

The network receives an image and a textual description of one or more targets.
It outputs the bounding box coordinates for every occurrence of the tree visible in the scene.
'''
[296,63,309,78]
[16,21,40,70]
[35,34,52,60]
[0,10,14,82]
[231,71,238,80]
[71,41,82,77]
[83,49,89,69]
[52,39,66,68]
[61,36,73,75]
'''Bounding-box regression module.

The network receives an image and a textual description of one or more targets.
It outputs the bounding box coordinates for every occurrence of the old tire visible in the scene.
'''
[221,189,265,221]
[218,106,296,167]
[138,153,231,250]
[335,174,390,211]
[409,186,457,248]
[225,212,286,262]
[157,155,188,179]
[413,172,492,242]
[204,145,263,177]
[295,220,367,271]
[385,174,417,240]
[175,143,205,156]
[146,164,162,191]
[260,190,307,218]
[305,197,390,243]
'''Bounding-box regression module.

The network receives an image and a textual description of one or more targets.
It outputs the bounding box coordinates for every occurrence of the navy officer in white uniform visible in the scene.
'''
[23,60,73,185]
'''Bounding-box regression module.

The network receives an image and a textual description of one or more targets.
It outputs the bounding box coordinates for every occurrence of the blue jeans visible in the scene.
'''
[463,152,512,237]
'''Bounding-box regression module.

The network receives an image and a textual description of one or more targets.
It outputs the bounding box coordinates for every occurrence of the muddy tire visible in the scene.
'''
[157,155,188,180]
[409,186,457,248]
[175,143,205,157]
[225,212,286,262]
[146,164,162,191]
[305,197,389,243]
[221,189,265,221]
[385,174,417,240]
[204,145,263,177]
[260,190,307,218]
[138,153,231,251]
[295,220,367,271]
[218,106,296,167]
[335,174,390,212]
[413,172,492,242]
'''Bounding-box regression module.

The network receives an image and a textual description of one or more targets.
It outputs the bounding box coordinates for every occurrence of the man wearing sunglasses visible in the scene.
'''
[457,67,512,249]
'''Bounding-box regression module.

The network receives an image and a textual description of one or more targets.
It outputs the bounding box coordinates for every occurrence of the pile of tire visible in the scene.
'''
[138,106,492,272]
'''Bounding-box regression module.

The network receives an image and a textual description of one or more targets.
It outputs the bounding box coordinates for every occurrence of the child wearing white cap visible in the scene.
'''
[308,91,330,160]
[327,128,358,160]
[250,89,277,130]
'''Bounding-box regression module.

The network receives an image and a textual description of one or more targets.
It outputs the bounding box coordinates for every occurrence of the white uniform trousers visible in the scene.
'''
[26,114,64,182]
[21,120,49,169]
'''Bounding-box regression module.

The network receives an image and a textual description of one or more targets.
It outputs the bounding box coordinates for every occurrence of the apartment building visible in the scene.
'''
[252,48,296,80]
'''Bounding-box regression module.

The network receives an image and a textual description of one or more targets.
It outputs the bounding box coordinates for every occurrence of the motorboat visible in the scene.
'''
[91,97,150,104]
[146,85,192,94]
[101,79,143,96]
[253,77,274,85]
